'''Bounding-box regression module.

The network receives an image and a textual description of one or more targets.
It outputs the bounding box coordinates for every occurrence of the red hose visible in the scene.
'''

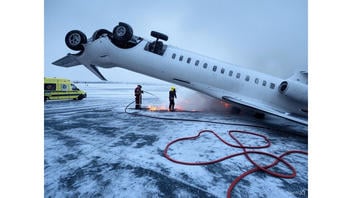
[163,130,308,197]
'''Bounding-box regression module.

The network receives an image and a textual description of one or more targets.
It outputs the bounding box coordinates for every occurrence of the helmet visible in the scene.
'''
[138,85,142,88]
[170,86,175,91]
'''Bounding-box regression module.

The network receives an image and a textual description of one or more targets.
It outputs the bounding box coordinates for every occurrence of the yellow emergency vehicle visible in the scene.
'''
[44,77,86,102]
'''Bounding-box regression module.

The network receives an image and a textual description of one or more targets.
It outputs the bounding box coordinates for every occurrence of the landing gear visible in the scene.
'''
[112,22,133,48]
[92,29,112,41]
[147,31,168,55]
[65,30,87,51]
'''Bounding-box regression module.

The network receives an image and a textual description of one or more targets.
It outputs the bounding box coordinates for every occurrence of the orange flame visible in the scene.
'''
[148,105,168,111]
[221,101,231,108]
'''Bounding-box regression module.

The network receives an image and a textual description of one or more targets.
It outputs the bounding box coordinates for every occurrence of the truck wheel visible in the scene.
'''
[77,94,84,100]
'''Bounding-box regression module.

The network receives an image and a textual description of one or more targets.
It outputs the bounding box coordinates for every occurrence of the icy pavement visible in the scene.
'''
[44,82,308,197]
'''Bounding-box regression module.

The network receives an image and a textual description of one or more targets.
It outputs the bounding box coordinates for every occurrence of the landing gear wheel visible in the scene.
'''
[112,22,133,44]
[65,30,87,51]
[92,29,112,41]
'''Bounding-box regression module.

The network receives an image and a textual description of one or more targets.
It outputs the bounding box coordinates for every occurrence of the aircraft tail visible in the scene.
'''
[52,54,107,81]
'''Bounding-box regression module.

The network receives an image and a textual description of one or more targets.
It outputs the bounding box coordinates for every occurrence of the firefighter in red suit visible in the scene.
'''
[134,85,143,109]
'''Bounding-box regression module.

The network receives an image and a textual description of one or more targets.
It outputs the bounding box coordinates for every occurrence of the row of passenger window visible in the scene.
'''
[171,53,276,89]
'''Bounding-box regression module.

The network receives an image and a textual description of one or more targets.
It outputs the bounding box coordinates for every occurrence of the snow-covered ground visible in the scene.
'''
[44,82,308,197]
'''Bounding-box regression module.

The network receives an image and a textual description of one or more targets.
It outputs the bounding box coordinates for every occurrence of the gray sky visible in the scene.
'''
[45,0,307,82]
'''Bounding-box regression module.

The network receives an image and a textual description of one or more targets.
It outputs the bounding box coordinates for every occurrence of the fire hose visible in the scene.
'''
[124,100,308,197]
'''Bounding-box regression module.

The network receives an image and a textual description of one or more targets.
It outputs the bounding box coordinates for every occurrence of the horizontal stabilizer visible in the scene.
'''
[52,54,81,67]
[84,64,107,81]
[222,96,308,125]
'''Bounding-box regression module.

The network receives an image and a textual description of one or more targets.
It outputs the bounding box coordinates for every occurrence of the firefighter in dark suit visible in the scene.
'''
[169,87,177,111]
[134,85,143,109]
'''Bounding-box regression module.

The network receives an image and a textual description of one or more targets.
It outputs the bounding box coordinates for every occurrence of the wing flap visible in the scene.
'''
[222,96,308,125]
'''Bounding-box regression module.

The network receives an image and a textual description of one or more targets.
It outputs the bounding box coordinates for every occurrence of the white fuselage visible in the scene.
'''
[76,36,307,122]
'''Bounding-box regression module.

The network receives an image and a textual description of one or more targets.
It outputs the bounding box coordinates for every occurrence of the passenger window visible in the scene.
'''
[229,70,233,76]
[262,80,267,86]
[213,66,217,72]
[179,55,183,61]
[203,63,208,69]
[270,83,275,89]
[255,78,259,84]
[172,53,176,59]
[187,57,191,64]
[221,68,225,74]
[195,60,200,66]
[245,75,250,81]
[236,73,241,79]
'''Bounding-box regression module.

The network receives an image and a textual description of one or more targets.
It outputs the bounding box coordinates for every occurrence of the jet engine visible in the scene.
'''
[278,80,307,104]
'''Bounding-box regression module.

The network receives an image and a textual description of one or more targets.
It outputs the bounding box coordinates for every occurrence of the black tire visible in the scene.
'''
[151,31,168,41]
[65,30,87,51]
[77,94,84,100]
[112,22,133,43]
[92,29,112,41]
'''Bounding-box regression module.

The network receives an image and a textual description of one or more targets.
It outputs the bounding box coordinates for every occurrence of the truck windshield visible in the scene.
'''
[71,84,79,90]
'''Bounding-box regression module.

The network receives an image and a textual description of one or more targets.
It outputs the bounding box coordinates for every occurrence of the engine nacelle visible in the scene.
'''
[279,80,307,104]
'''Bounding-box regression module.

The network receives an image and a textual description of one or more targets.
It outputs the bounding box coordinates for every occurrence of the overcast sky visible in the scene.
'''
[45,0,307,82]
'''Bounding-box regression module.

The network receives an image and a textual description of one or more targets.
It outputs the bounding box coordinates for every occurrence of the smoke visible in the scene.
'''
[177,92,232,113]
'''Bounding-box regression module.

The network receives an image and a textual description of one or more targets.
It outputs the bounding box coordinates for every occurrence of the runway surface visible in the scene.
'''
[44,82,308,197]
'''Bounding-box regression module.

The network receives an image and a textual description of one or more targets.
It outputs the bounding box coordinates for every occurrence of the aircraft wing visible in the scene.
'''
[52,54,81,67]
[52,54,107,81]
[222,96,308,125]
